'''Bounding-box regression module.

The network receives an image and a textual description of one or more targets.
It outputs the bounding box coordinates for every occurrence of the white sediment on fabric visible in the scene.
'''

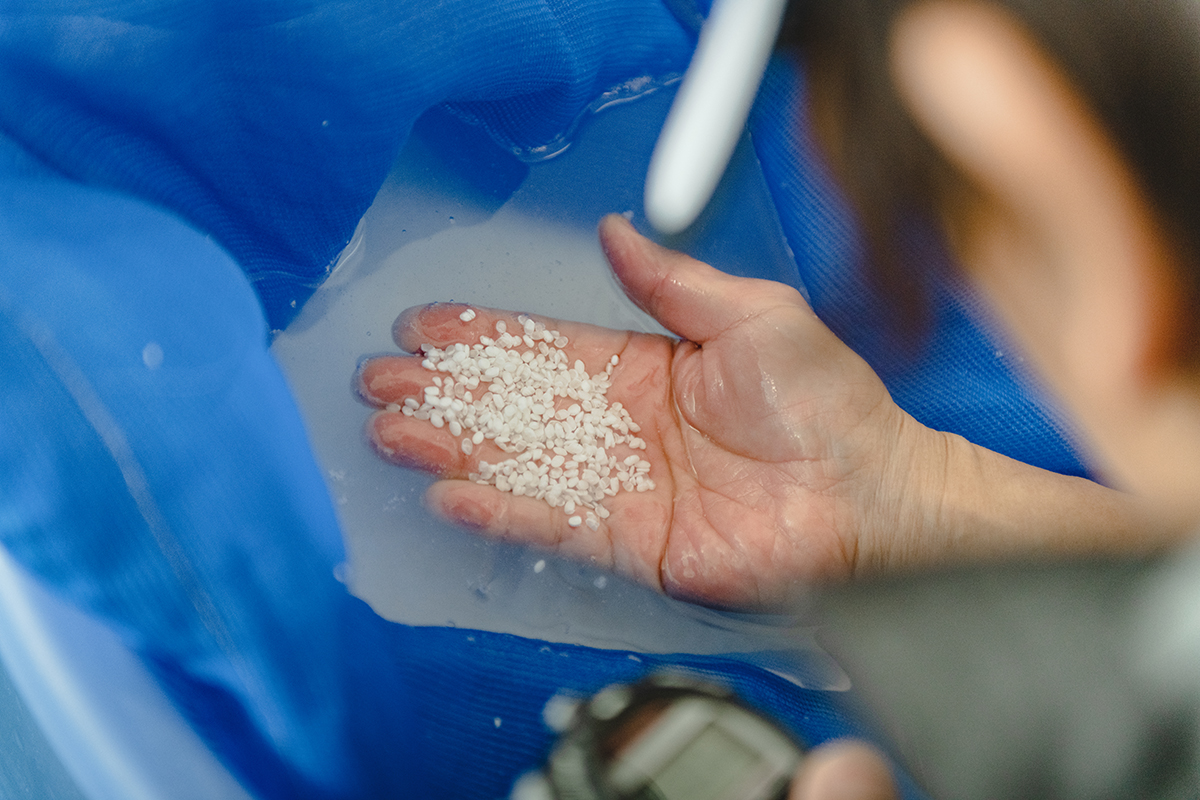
[401,311,654,520]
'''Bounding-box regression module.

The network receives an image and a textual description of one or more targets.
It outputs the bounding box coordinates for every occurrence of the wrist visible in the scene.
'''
[853,410,956,573]
[867,417,1176,572]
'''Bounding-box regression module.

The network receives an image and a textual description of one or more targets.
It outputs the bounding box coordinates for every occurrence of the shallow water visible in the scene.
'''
[270,87,846,689]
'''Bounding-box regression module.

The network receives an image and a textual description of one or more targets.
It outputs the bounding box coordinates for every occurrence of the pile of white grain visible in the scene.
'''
[393,309,654,530]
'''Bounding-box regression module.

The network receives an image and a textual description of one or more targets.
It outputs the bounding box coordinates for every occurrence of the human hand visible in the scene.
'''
[355,214,942,607]
[789,741,898,800]
[356,215,1162,607]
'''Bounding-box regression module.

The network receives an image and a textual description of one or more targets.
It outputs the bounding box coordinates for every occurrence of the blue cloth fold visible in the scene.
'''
[0,168,411,797]
[0,0,694,332]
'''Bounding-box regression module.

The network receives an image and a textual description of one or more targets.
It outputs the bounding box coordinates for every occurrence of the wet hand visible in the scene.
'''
[355,215,939,608]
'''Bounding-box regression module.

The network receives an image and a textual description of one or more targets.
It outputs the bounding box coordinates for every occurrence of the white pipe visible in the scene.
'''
[644,0,789,234]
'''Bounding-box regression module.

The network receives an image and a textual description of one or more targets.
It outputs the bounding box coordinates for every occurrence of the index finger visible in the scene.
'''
[392,302,637,373]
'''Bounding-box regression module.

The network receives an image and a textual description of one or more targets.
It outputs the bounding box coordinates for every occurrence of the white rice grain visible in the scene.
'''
[402,314,652,522]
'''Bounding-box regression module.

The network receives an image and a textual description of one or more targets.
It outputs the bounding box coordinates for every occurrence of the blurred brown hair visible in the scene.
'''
[779,0,1200,352]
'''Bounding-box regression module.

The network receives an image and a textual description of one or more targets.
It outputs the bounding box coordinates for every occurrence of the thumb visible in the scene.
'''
[598,214,805,343]
[789,741,900,800]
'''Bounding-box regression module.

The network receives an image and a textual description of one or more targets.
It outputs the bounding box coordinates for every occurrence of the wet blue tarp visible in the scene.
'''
[0,1,1088,797]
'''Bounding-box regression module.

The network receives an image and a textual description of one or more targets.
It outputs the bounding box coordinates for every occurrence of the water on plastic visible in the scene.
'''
[270,86,847,691]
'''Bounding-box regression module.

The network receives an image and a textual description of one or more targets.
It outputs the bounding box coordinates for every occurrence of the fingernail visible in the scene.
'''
[598,214,626,260]
[447,497,493,529]
[600,212,633,231]
[369,413,453,474]
[420,302,478,338]
[355,358,420,404]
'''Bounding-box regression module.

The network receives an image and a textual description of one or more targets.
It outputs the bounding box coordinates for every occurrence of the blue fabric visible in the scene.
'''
[0,0,694,333]
[386,624,923,800]
[0,1,1092,798]
[748,58,1091,479]
[0,164,425,798]
[0,143,899,799]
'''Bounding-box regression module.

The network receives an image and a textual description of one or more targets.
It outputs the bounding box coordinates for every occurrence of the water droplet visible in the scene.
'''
[142,342,164,370]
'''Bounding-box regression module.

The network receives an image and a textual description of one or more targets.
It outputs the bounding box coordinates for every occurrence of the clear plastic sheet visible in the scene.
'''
[271,89,848,691]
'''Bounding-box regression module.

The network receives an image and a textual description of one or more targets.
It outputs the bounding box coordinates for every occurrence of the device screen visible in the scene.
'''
[649,722,760,800]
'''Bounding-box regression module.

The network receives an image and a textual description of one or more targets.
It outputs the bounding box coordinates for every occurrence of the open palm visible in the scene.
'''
[356,215,932,608]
